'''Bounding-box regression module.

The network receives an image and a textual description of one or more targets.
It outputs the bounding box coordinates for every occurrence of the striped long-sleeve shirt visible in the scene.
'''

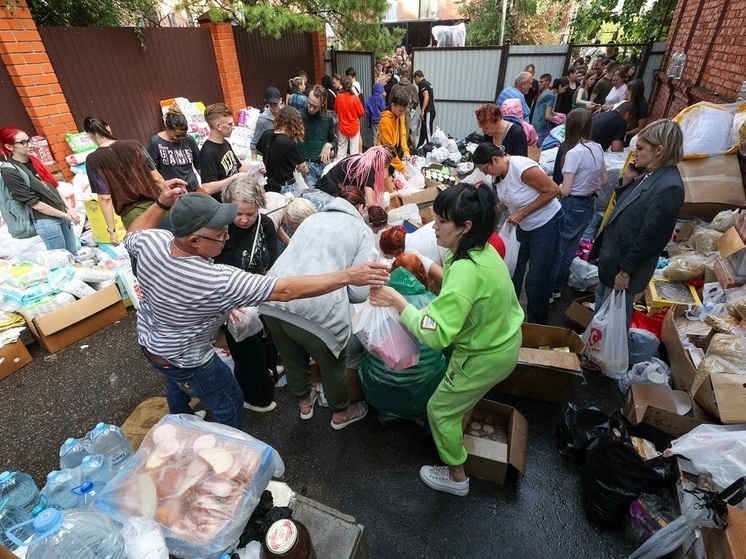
[124,229,277,367]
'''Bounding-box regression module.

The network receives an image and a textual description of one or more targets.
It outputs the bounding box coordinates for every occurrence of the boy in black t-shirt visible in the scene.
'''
[199,103,250,200]
[414,70,436,150]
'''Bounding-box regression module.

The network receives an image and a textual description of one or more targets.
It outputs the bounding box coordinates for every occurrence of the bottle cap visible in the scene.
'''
[33,508,63,534]
[60,438,76,455]
[265,519,298,554]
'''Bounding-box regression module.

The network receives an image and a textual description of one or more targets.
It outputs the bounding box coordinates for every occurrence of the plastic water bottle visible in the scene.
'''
[5,508,126,559]
[0,471,40,514]
[81,454,114,488]
[41,469,82,510]
[59,437,90,470]
[666,51,679,78]
[0,499,33,550]
[673,51,686,79]
[738,80,746,101]
[87,423,134,473]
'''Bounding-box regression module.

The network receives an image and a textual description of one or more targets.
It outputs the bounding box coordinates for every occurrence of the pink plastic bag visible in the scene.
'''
[353,302,420,370]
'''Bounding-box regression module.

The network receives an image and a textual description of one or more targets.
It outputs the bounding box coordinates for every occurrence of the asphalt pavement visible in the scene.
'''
[0,285,636,558]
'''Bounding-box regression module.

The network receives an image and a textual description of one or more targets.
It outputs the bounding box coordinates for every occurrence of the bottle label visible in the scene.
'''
[266,519,298,554]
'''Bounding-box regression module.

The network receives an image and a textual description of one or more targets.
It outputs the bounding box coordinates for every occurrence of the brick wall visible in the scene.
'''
[0,0,77,176]
[199,20,246,112]
[650,0,746,120]
[310,31,327,85]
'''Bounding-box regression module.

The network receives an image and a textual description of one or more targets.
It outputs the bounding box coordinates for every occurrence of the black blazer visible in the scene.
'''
[589,166,684,293]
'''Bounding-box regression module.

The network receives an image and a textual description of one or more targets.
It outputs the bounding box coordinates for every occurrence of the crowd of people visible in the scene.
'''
[1,40,687,498]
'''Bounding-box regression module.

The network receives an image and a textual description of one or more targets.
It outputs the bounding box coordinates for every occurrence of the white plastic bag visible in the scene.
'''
[387,203,422,226]
[352,302,420,370]
[227,307,264,342]
[498,222,520,276]
[430,127,448,147]
[403,161,425,190]
[666,424,746,489]
[673,102,739,159]
[293,170,308,192]
[582,290,629,378]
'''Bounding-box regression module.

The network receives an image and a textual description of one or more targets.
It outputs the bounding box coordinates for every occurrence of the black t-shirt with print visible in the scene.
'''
[257,130,305,186]
[215,215,278,275]
[199,139,240,200]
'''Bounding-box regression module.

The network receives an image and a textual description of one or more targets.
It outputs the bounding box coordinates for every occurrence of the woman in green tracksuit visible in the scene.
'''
[370,183,524,497]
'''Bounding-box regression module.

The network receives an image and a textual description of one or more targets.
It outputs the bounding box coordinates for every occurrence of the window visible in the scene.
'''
[384,0,398,21]
[419,0,438,19]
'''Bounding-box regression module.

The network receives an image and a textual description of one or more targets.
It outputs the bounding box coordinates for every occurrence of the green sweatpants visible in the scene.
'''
[427,331,521,466]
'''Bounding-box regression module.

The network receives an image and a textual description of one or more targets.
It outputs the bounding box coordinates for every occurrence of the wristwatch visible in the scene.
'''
[620,270,630,278]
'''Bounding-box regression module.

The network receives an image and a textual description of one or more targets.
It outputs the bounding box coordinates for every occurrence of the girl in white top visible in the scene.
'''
[472,143,562,324]
[553,109,608,299]
[603,69,628,108]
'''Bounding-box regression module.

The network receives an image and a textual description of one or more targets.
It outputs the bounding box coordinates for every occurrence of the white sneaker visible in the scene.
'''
[244,401,277,413]
[194,410,207,419]
[419,465,469,497]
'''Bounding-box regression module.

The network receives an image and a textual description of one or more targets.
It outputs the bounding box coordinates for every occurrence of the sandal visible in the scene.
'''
[331,402,369,430]
[299,388,319,420]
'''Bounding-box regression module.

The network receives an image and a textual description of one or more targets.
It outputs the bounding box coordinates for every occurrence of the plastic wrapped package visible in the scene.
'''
[387,204,422,226]
[431,23,466,47]
[707,333,746,366]
[709,210,737,232]
[2,281,57,306]
[703,313,742,335]
[691,227,722,255]
[673,102,740,159]
[618,358,670,394]
[227,307,264,342]
[691,354,745,395]
[627,329,661,367]
[662,253,709,281]
[21,292,76,318]
[94,414,285,559]
[72,265,116,283]
[624,491,677,547]
[353,302,420,370]
[665,242,692,257]
[31,249,75,270]
[1,261,49,289]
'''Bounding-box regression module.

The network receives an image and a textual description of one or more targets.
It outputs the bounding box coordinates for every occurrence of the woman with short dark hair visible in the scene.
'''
[370,183,523,497]
[256,106,307,195]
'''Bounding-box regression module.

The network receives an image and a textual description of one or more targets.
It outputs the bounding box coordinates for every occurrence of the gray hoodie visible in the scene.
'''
[250,107,275,151]
[260,198,376,356]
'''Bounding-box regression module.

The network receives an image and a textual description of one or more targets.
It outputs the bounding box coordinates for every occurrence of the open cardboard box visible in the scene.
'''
[622,383,711,438]
[463,398,527,485]
[718,226,746,277]
[495,323,585,404]
[677,154,746,221]
[20,284,128,353]
[0,339,33,381]
[662,305,746,424]
[565,294,595,329]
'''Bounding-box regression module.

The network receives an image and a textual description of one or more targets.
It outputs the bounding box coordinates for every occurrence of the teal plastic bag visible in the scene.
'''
[358,267,447,419]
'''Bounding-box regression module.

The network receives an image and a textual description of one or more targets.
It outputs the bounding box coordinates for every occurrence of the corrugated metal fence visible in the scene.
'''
[333,51,375,148]
[411,41,666,138]
[39,27,224,145]
[0,58,36,136]
[234,29,315,109]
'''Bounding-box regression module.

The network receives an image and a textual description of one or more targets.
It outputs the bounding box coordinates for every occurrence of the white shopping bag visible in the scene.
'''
[581,290,629,378]
[498,221,520,276]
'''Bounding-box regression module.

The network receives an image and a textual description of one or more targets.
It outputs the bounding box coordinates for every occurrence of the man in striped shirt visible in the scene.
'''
[124,189,388,429]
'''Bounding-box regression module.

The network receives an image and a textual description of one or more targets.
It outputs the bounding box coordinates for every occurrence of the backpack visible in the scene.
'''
[0,161,37,238]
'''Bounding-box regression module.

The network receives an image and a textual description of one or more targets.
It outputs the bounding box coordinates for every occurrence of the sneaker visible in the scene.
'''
[194,410,207,419]
[243,401,277,413]
[419,465,469,497]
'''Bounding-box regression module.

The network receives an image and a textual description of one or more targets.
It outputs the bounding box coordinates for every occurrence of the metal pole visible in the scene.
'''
[499,0,508,45]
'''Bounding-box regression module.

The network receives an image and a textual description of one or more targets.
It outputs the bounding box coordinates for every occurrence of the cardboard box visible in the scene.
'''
[21,284,128,353]
[0,339,33,381]
[83,198,127,244]
[622,383,710,438]
[677,155,746,220]
[495,324,585,403]
[645,279,701,314]
[565,294,595,329]
[419,205,436,225]
[662,305,746,424]
[714,257,746,289]
[702,506,746,559]
[718,227,746,277]
[463,398,527,485]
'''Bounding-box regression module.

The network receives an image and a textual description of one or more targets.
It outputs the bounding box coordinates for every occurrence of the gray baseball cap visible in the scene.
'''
[265,87,282,104]
[170,193,237,238]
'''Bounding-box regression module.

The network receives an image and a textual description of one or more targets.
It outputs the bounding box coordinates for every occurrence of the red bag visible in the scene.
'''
[629,310,666,340]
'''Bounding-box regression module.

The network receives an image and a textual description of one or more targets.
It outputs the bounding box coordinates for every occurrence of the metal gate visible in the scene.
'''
[332,50,375,149]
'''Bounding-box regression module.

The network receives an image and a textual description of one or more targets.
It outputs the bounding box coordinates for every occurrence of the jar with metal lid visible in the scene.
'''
[260,518,316,559]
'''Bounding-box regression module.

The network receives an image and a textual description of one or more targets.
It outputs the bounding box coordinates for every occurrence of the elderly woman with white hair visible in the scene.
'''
[215,175,280,412]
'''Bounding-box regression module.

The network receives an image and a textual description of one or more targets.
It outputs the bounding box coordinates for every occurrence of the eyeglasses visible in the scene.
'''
[14,139,30,147]
[196,231,229,243]
[307,100,322,110]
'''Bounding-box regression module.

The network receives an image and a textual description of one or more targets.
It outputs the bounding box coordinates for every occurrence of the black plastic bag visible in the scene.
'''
[555,403,611,462]
[580,414,675,532]
[237,489,293,547]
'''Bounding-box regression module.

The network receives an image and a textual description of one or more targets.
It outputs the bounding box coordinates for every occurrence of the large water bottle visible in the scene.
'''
[0,499,33,551]
[666,51,679,78]
[673,51,686,79]
[87,423,134,473]
[5,508,126,559]
[81,454,114,488]
[59,437,90,470]
[0,471,40,514]
[40,469,82,510]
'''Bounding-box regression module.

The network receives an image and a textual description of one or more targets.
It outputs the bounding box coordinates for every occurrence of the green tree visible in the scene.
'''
[459,0,562,46]
[568,0,677,44]
[27,0,162,26]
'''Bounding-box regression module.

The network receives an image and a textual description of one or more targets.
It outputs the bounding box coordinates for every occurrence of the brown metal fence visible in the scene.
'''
[234,28,315,108]
[0,60,35,137]
[38,27,223,144]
